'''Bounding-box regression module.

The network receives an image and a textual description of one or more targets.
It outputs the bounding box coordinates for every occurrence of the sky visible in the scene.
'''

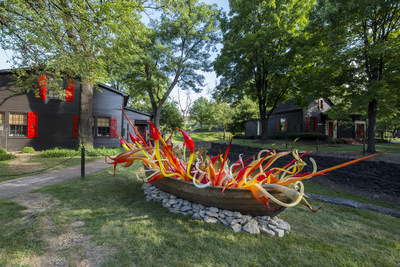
[0,0,230,107]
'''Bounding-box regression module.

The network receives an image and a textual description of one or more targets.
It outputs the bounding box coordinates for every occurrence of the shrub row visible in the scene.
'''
[330,139,345,144]
[36,146,123,158]
[233,132,329,141]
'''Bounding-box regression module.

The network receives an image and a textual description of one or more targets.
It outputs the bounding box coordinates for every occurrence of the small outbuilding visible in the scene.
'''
[245,98,366,140]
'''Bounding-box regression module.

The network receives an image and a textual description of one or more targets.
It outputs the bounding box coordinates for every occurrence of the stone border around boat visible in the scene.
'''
[142,183,291,237]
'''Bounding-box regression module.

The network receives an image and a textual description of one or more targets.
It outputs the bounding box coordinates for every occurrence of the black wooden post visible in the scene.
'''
[316,138,319,151]
[363,138,365,155]
[285,132,288,149]
[81,145,85,178]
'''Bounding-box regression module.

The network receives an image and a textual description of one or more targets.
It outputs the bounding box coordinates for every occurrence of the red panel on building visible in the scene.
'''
[66,78,75,102]
[27,112,38,138]
[110,116,117,138]
[314,117,318,132]
[38,75,47,100]
[73,115,78,138]
[307,116,311,132]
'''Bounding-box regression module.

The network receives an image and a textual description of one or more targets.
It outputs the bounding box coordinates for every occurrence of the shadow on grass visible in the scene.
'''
[2,163,399,266]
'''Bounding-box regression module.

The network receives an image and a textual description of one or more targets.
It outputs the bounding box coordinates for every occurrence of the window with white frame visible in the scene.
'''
[318,99,324,110]
[0,112,4,130]
[97,117,110,137]
[9,113,27,136]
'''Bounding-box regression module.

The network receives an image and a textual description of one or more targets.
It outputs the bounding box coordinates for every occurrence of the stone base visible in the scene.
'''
[142,183,291,237]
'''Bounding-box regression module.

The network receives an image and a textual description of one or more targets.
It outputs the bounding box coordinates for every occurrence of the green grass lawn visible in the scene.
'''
[170,130,400,154]
[302,180,400,211]
[1,163,399,266]
[220,139,400,154]
[171,131,232,143]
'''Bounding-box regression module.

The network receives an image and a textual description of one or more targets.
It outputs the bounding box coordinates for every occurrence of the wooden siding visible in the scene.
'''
[268,110,304,134]
[0,73,80,151]
[92,85,125,148]
[0,73,153,151]
[122,109,152,142]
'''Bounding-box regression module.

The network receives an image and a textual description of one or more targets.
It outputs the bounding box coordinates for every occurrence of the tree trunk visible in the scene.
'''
[79,81,94,149]
[366,99,378,153]
[153,104,162,128]
[259,96,268,141]
[261,117,268,141]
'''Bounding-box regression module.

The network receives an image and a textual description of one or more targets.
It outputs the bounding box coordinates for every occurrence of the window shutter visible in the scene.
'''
[285,118,288,132]
[38,75,47,100]
[277,119,280,132]
[27,112,38,138]
[314,117,318,132]
[110,116,117,138]
[73,115,78,138]
[307,116,311,132]
[65,78,75,102]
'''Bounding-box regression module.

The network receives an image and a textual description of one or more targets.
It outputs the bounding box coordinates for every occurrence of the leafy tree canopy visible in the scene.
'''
[110,0,220,127]
[160,100,184,132]
[0,0,144,148]
[214,0,315,140]
[299,0,400,152]
[189,96,212,129]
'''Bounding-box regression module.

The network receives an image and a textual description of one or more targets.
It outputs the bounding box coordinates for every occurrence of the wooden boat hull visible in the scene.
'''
[152,177,289,217]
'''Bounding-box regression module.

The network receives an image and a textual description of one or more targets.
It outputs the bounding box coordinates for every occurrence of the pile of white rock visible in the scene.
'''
[142,183,291,237]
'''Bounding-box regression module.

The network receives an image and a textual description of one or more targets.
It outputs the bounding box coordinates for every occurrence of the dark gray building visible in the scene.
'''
[245,98,366,140]
[0,70,152,151]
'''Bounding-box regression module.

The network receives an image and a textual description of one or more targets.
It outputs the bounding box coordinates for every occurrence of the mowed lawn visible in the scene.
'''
[1,163,399,266]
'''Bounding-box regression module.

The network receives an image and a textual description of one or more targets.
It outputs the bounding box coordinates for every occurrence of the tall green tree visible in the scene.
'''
[214,0,315,141]
[160,100,184,132]
[115,0,220,127]
[302,0,400,152]
[228,96,260,135]
[210,101,232,139]
[0,0,143,148]
[190,96,212,129]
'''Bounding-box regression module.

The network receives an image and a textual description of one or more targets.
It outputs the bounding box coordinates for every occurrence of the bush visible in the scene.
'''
[21,146,35,153]
[37,146,124,158]
[85,147,123,156]
[234,132,328,141]
[266,132,329,141]
[37,147,78,158]
[330,139,345,144]
[0,151,16,161]
[233,134,261,140]
[192,128,210,132]
[375,139,389,143]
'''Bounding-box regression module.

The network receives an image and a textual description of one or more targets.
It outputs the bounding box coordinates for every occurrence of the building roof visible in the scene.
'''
[124,107,152,117]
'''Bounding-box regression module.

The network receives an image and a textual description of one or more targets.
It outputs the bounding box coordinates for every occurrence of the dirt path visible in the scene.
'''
[12,192,116,267]
[8,152,42,173]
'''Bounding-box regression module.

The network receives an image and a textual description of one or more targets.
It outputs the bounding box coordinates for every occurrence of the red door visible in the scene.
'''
[137,125,147,142]
[356,123,364,139]
[328,122,334,138]
[27,112,38,138]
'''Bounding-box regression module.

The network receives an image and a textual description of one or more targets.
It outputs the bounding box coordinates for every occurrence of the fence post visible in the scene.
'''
[81,145,85,178]
[316,138,319,151]
[362,138,365,155]
[285,132,288,149]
